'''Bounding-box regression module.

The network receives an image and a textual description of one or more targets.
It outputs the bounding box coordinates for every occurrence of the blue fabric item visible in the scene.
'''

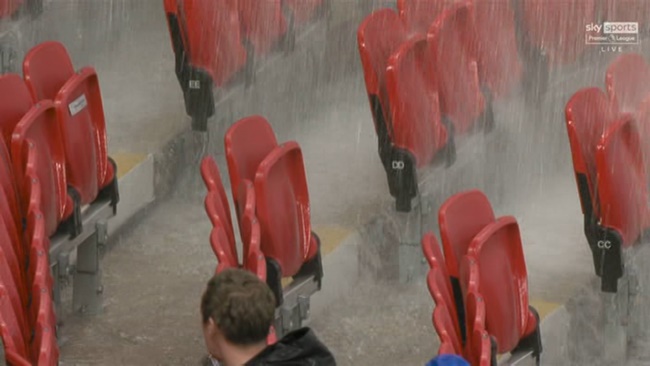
[425,354,470,366]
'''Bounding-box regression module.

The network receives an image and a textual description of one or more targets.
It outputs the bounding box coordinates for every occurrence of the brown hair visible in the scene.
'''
[201,268,276,345]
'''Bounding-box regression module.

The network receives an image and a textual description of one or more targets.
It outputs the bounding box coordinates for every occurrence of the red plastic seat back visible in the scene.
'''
[427,266,460,340]
[521,0,595,65]
[225,115,278,207]
[0,138,21,232]
[255,142,316,277]
[11,102,69,237]
[183,0,247,86]
[0,74,34,148]
[438,189,495,278]
[386,35,447,167]
[605,53,650,114]
[241,202,267,282]
[201,156,236,245]
[205,190,237,264]
[565,88,615,217]
[472,0,521,97]
[426,1,484,134]
[238,0,287,55]
[209,218,239,274]
[23,41,75,101]
[0,239,27,339]
[54,67,111,204]
[30,285,58,366]
[237,180,255,260]
[467,216,530,353]
[397,0,450,35]
[284,0,323,25]
[33,323,59,366]
[596,116,648,245]
[357,8,409,138]
[433,302,462,355]
[0,283,27,358]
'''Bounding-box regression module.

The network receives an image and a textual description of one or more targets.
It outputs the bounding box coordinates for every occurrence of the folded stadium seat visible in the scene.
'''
[254,141,323,306]
[0,74,34,149]
[205,190,237,266]
[605,53,650,114]
[23,42,119,210]
[22,41,75,101]
[283,0,325,26]
[358,9,422,211]
[465,217,542,361]
[438,189,495,339]
[397,0,452,35]
[163,0,249,130]
[201,156,236,253]
[0,226,28,340]
[427,265,462,350]
[209,218,239,274]
[385,35,455,211]
[0,137,22,238]
[32,326,58,366]
[11,101,80,238]
[471,0,522,98]
[0,283,28,359]
[5,349,31,366]
[461,260,497,366]
[433,302,463,356]
[238,0,289,56]
[565,87,648,291]
[224,115,278,215]
[426,1,492,136]
[239,184,267,282]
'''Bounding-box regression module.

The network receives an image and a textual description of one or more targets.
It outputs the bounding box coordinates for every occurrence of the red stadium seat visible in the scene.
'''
[164,0,248,128]
[238,0,288,56]
[397,0,450,35]
[605,53,650,114]
[209,218,239,274]
[596,116,649,248]
[427,266,461,346]
[254,142,322,303]
[204,190,237,265]
[564,87,646,291]
[11,101,78,238]
[518,0,595,66]
[22,41,75,101]
[0,283,27,359]
[359,9,429,211]
[438,190,495,279]
[53,67,118,207]
[32,324,58,366]
[464,290,496,366]
[240,187,266,282]
[472,0,522,98]
[0,138,22,235]
[224,115,278,210]
[426,1,489,136]
[466,216,541,358]
[385,34,452,170]
[433,303,462,355]
[0,74,34,148]
[283,0,324,26]
[5,349,32,366]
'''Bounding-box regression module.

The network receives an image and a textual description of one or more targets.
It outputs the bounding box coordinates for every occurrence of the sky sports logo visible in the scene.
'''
[585,22,639,45]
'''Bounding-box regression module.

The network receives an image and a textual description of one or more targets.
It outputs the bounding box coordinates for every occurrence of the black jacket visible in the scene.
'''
[245,327,336,366]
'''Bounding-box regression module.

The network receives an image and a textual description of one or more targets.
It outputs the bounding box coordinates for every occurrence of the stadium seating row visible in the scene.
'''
[565,53,650,292]
[358,0,650,213]
[0,40,119,364]
[200,115,323,340]
[358,1,525,212]
[163,0,328,129]
[422,190,542,366]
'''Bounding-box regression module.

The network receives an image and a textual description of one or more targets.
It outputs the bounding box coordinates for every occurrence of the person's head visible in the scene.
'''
[200,269,276,365]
